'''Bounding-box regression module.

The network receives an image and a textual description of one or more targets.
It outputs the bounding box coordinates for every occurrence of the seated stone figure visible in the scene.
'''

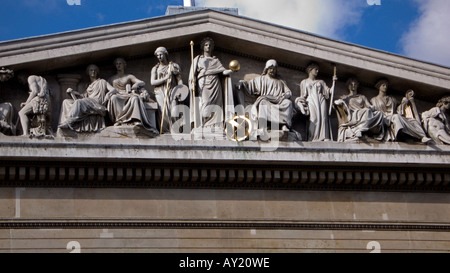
[0,102,16,135]
[334,78,385,142]
[370,79,430,143]
[235,59,293,140]
[421,96,450,145]
[107,58,158,134]
[59,64,117,133]
[17,73,52,137]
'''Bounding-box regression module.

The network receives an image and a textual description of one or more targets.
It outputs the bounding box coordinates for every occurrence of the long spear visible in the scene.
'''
[328,65,337,116]
[190,41,198,128]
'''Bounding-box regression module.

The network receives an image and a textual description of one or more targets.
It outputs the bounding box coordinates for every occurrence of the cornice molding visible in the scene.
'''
[1,219,449,232]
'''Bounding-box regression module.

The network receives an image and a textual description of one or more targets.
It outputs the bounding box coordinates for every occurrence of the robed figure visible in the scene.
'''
[0,102,16,135]
[421,96,450,145]
[296,63,336,142]
[151,47,186,134]
[59,64,117,133]
[334,78,385,142]
[189,38,233,134]
[236,59,293,139]
[370,80,430,143]
[107,58,158,134]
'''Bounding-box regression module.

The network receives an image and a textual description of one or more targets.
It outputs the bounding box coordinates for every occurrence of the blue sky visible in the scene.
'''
[0,0,449,67]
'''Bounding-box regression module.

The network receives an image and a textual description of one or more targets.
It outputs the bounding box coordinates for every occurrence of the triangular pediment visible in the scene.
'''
[0,9,449,192]
[1,9,449,102]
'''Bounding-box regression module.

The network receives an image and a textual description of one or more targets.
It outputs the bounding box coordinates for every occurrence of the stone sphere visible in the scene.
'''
[229,60,240,72]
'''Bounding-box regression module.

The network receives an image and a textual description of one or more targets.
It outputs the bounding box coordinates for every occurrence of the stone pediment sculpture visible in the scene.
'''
[16,73,52,138]
[0,9,448,147]
[422,96,450,145]
[188,37,234,138]
[0,7,448,195]
[107,58,159,136]
[58,64,116,134]
[370,80,431,144]
[295,62,337,142]
[235,59,293,141]
[334,78,385,143]
[1,8,450,255]
[151,47,188,134]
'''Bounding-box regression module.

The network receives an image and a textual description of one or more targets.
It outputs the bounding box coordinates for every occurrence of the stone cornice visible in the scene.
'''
[0,136,449,192]
[1,219,449,232]
[0,136,449,167]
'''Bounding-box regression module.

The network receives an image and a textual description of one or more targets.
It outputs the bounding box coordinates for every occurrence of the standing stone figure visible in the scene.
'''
[151,47,185,134]
[107,58,158,133]
[17,73,51,137]
[0,102,16,135]
[333,78,385,142]
[59,64,117,133]
[189,37,233,133]
[296,63,337,142]
[235,59,293,140]
[421,96,450,145]
[370,80,430,143]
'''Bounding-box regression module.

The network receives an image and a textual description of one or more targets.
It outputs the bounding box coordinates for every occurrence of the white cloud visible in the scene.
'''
[401,0,450,67]
[196,0,366,39]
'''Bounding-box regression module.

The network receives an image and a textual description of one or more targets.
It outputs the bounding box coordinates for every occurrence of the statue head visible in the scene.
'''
[346,78,360,93]
[263,59,278,78]
[114,58,127,71]
[154,47,169,61]
[86,64,100,78]
[200,37,215,54]
[0,67,14,82]
[306,62,319,77]
[437,96,450,111]
[375,79,389,93]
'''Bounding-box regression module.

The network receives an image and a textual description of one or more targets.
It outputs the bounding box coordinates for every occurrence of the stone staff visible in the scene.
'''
[190,41,198,128]
[328,65,337,116]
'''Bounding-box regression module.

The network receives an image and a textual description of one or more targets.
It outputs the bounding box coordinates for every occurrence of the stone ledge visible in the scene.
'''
[0,134,449,168]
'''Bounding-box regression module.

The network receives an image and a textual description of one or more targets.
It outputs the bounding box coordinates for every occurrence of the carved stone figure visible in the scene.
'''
[0,102,16,135]
[235,59,293,140]
[151,47,187,134]
[0,67,14,82]
[421,96,450,145]
[107,58,158,134]
[17,73,52,137]
[295,63,337,142]
[370,80,430,143]
[189,37,233,133]
[333,78,385,142]
[58,64,117,133]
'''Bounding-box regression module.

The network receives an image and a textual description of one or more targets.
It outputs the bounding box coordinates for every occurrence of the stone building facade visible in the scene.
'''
[0,9,449,253]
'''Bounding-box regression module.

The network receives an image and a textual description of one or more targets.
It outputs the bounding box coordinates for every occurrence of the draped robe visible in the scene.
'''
[422,107,450,144]
[59,78,108,133]
[336,94,385,142]
[189,55,232,130]
[154,63,181,133]
[107,75,157,132]
[370,95,427,141]
[300,79,332,141]
[242,74,293,132]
